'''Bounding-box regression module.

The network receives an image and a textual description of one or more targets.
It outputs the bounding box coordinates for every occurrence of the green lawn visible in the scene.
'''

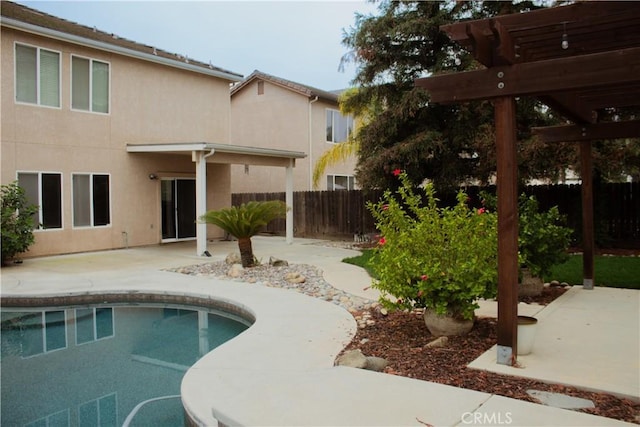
[546,254,640,289]
[343,250,640,290]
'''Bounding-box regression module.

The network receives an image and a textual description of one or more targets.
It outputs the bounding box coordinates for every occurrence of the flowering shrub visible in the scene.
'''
[368,172,498,321]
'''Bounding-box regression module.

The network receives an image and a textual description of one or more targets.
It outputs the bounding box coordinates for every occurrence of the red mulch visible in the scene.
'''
[342,287,639,424]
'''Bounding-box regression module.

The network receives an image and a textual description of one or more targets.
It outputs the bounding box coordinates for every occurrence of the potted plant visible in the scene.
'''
[480,192,572,297]
[517,194,572,296]
[368,170,498,336]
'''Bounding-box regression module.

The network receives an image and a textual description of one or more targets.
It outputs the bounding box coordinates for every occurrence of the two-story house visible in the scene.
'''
[230,70,357,193]
[1,2,304,258]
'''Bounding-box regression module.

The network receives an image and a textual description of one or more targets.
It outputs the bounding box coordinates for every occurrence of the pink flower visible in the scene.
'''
[417,290,424,297]
[382,204,389,211]
[378,237,386,245]
[421,274,428,281]
[477,207,486,215]
[392,168,402,176]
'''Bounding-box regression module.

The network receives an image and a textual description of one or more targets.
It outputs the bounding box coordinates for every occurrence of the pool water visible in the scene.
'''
[1,305,250,427]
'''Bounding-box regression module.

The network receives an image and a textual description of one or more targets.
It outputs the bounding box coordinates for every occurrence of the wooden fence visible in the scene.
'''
[232,182,640,247]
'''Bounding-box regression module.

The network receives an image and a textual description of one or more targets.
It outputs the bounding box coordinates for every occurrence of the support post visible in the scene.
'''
[494,97,519,365]
[285,159,294,244]
[580,141,595,289]
[194,151,208,256]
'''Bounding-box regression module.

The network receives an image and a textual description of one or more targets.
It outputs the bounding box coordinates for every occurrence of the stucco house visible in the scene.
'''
[230,70,357,193]
[1,2,304,258]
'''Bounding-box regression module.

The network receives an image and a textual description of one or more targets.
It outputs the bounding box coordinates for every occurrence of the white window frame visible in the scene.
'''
[78,393,118,427]
[17,171,64,231]
[19,310,68,358]
[14,42,61,109]
[72,173,112,228]
[70,55,110,114]
[327,174,356,191]
[326,108,354,144]
[75,307,115,345]
[26,409,70,427]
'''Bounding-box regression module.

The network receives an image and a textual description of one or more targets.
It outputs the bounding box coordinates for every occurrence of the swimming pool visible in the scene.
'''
[1,303,251,426]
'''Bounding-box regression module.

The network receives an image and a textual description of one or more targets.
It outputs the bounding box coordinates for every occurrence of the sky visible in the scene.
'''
[18,0,381,90]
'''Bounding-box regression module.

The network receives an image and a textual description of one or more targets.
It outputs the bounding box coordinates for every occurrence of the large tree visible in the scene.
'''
[339,1,584,191]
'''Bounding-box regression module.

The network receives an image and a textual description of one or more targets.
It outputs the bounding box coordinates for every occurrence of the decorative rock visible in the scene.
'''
[225,252,242,265]
[527,390,595,409]
[284,272,306,284]
[336,350,368,369]
[379,308,388,316]
[227,264,244,278]
[165,260,376,312]
[269,256,289,267]
[425,336,449,348]
[549,280,561,287]
[365,356,388,372]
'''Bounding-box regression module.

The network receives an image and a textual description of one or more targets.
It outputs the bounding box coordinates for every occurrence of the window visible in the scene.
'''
[78,393,117,427]
[14,310,67,357]
[72,56,109,113]
[326,109,354,143]
[327,175,355,190]
[26,409,70,427]
[75,308,114,345]
[18,172,63,229]
[15,43,61,107]
[72,174,111,227]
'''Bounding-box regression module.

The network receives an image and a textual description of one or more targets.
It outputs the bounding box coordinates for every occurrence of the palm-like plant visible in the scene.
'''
[200,200,288,267]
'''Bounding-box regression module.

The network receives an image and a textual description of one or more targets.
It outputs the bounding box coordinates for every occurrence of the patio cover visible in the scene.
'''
[415,2,640,365]
[127,142,306,255]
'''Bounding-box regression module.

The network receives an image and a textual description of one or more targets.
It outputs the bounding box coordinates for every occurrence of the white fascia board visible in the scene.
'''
[127,143,213,153]
[126,143,306,159]
[1,17,243,82]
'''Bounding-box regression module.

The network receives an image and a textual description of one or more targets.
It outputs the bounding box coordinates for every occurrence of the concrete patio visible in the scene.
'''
[1,236,638,426]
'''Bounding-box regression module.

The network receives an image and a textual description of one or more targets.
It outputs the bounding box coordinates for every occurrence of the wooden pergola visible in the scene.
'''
[416,2,640,365]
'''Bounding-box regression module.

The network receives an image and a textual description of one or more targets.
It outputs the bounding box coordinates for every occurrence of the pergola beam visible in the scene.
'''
[538,93,597,125]
[416,47,640,103]
[533,120,640,143]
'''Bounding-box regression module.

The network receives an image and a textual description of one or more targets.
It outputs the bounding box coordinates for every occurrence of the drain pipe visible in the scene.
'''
[308,96,319,190]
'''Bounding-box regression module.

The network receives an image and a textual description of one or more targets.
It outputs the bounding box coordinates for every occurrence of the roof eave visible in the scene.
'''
[1,17,243,82]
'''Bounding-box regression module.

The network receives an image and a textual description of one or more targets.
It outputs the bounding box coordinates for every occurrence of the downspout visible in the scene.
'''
[308,96,319,190]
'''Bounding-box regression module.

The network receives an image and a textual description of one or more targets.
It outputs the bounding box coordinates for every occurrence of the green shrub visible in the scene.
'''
[368,171,498,321]
[482,192,572,278]
[1,182,38,266]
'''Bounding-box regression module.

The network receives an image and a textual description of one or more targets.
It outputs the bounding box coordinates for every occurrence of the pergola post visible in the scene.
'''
[580,141,595,289]
[494,97,519,365]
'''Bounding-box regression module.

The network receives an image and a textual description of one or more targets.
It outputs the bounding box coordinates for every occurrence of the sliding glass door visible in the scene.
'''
[161,179,196,241]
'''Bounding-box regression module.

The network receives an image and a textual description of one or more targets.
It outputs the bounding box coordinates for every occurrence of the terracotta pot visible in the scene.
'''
[519,267,544,297]
[423,309,474,336]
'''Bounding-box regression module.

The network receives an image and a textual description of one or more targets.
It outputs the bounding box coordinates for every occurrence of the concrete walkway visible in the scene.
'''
[1,237,638,426]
